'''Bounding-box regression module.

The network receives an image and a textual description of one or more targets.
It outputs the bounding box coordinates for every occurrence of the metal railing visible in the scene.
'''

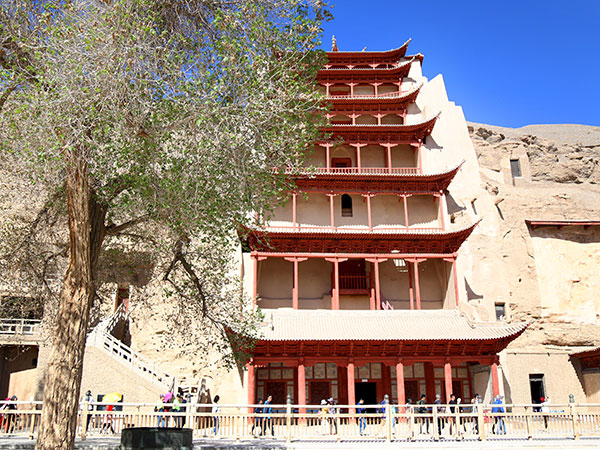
[2,401,600,442]
[0,319,41,336]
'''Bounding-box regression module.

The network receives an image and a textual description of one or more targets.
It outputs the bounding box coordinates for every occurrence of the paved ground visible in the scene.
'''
[1,436,600,449]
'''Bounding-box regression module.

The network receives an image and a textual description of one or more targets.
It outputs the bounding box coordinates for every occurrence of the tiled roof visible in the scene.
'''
[257,309,527,342]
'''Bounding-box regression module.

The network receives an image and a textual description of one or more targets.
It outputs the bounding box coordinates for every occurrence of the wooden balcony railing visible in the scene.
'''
[2,401,599,442]
[286,167,420,176]
[264,225,443,234]
[0,319,41,336]
[339,274,368,291]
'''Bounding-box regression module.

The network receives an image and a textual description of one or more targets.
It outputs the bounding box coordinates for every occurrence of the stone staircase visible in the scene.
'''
[87,305,175,390]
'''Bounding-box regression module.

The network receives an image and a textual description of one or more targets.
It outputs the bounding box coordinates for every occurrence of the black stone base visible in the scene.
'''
[121,427,193,449]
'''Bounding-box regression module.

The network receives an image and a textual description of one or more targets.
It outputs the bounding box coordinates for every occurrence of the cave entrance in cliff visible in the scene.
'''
[529,373,546,404]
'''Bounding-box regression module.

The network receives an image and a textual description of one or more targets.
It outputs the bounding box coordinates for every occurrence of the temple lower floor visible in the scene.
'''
[249,358,497,407]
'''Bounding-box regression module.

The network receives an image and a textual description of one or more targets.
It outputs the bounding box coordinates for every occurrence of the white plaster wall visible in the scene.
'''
[390,144,417,167]
[361,145,386,167]
[371,195,406,227]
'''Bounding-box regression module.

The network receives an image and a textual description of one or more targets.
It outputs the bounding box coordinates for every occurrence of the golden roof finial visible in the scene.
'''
[331,35,338,52]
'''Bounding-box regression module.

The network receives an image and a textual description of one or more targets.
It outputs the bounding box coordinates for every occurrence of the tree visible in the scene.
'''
[0,1,330,448]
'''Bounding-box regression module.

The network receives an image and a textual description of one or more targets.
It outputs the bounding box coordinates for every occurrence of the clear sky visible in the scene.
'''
[321,0,600,128]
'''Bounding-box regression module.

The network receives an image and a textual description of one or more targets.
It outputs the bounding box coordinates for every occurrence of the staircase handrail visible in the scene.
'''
[88,328,173,388]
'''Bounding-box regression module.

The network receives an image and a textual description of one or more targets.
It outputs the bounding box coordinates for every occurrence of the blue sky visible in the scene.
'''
[321,1,600,128]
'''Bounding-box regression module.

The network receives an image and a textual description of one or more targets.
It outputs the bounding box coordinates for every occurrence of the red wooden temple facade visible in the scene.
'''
[242,41,527,407]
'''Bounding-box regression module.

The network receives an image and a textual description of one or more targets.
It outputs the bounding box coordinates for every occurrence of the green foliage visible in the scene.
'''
[0,0,331,367]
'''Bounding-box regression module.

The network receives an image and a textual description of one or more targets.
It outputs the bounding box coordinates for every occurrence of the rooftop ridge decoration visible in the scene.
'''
[325,38,411,59]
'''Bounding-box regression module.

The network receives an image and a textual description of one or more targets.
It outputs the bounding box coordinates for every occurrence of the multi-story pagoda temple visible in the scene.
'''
[241,39,527,407]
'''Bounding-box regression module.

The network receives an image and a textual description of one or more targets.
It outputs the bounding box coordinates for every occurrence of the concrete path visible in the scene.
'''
[1,436,599,449]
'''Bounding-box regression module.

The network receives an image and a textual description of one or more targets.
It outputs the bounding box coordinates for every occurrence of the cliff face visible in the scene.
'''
[464,122,600,348]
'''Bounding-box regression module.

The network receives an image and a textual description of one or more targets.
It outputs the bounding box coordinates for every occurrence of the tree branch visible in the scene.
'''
[105,215,149,235]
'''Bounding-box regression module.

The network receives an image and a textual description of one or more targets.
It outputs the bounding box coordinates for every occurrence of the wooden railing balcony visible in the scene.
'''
[263,225,443,234]
[339,274,369,293]
[287,167,420,176]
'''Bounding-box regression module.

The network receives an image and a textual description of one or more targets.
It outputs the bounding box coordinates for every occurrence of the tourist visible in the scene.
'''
[377,394,390,437]
[251,398,263,436]
[155,394,166,428]
[416,394,429,434]
[541,396,551,430]
[356,398,366,436]
[433,394,444,438]
[319,399,328,434]
[82,390,94,433]
[212,395,220,435]
[492,395,506,434]
[327,397,338,435]
[447,394,457,436]
[173,393,183,428]
[262,394,274,436]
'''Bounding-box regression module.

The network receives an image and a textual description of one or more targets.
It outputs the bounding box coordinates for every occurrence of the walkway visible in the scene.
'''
[1,437,600,450]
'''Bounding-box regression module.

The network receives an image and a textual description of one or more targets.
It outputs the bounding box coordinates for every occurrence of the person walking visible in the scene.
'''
[356,398,366,436]
[447,394,457,436]
[262,395,274,436]
[327,398,338,435]
[212,395,220,436]
[82,390,94,433]
[492,395,506,434]
[541,396,551,431]
[377,394,390,437]
[319,399,328,434]
[416,394,429,434]
[155,394,166,428]
[173,393,183,428]
[251,398,263,436]
[433,394,444,439]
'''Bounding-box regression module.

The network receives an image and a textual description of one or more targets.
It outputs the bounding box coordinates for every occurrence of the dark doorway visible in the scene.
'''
[405,380,419,403]
[355,382,377,410]
[529,374,545,405]
[331,157,351,168]
[309,381,330,405]
[339,260,368,294]
[266,381,287,405]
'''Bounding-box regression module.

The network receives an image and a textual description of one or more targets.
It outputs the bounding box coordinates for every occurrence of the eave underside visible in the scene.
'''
[252,338,518,361]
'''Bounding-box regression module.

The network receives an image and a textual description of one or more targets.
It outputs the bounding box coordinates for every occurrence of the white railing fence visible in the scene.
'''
[2,401,599,442]
[0,319,42,336]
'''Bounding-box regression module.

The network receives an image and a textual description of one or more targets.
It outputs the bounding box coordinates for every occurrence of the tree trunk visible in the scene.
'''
[36,155,105,450]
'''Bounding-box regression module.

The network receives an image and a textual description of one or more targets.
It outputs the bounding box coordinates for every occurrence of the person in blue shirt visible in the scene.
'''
[262,395,274,436]
[491,395,506,434]
[356,398,366,435]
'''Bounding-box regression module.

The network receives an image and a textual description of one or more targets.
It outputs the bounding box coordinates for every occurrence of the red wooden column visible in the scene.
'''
[324,143,332,169]
[408,263,415,310]
[491,358,500,398]
[444,256,460,307]
[298,360,307,415]
[325,257,346,309]
[401,195,410,229]
[252,254,267,306]
[285,257,308,309]
[444,360,453,402]
[328,194,336,230]
[396,360,406,407]
[437,192,446,230]
[350,143,367,169]
[363,194,373,231]
[412,258,426,310]
[380,143,397,173]
[366,257,386,310]
[417,140,423,173]
[347,360,356,414]
[247,363,256,416]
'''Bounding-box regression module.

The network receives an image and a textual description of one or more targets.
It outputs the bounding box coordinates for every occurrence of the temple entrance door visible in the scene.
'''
[309,381,330,405]
[405,380,419,403]
[355,382,377,411]
[266,382,286,405]
[452,380,463,400]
